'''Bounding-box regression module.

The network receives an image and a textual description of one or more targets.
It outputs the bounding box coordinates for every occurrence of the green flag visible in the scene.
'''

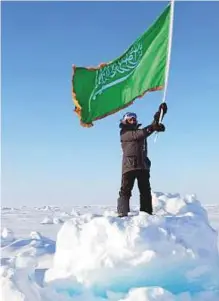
[72,4,171,127]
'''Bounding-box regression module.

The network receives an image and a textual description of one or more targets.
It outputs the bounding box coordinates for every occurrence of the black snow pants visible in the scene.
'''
[117,169,152,216]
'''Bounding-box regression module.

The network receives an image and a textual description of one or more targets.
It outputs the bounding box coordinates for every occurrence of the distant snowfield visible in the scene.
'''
[1,192,219,301]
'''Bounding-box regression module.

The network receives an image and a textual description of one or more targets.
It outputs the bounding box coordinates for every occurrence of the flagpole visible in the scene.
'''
[154,0,175,142]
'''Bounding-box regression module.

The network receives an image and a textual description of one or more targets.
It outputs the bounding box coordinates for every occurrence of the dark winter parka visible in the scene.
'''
[119,122,154,175]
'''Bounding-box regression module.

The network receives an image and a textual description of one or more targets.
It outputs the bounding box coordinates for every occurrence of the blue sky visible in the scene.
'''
[2,1,219,206]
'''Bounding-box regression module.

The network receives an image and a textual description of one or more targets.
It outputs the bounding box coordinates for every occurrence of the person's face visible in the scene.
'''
[126,117,137,125]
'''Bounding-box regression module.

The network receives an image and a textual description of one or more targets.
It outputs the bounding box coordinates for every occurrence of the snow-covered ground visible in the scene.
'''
[1,192,219,301]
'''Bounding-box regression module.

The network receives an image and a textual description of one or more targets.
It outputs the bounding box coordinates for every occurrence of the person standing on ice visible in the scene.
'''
[117,103,167,217]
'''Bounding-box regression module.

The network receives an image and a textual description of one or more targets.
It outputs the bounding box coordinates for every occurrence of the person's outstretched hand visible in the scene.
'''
[154,102,168,123]
[159,102,168,114]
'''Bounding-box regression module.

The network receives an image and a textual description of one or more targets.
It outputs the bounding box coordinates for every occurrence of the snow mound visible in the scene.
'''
[70,208,80,216]
[1,193,219,301]
[30,231,42,240]
[1,207,13,211]
[1,231,56,268]
[1,228,15,247]
[40,216,64,225]
[60,211,71,217]
[53,217,64,224]
[36,206,52,211]
[36,206,60,212]
[44,193,219,300]
[40,216,54,224]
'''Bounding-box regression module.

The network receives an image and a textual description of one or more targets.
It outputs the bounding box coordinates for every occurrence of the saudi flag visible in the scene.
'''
[72,3,172,127]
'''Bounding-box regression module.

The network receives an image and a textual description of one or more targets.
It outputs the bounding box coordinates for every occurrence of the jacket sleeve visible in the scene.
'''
[123,125,155,141]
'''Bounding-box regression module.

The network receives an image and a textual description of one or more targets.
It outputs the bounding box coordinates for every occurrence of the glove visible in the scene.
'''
[152,122,165,132]
[159,102,168,114]
[153,102,168,123]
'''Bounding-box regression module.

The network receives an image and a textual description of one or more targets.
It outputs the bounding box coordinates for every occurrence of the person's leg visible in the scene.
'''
[136,170,153,214]
[117,171,136,216]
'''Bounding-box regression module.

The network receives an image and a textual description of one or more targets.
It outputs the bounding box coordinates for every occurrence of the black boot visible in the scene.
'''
[117,196,130,217]
[137,170,153,215]
[140,193,153,215]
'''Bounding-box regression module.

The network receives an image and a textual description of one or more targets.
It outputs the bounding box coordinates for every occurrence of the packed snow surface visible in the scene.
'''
[1,192,219,301]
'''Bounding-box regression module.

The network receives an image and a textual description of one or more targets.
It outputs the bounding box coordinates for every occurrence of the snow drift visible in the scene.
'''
[1,193,219,301]
[40,216,64,225]
[1,227,15,247]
